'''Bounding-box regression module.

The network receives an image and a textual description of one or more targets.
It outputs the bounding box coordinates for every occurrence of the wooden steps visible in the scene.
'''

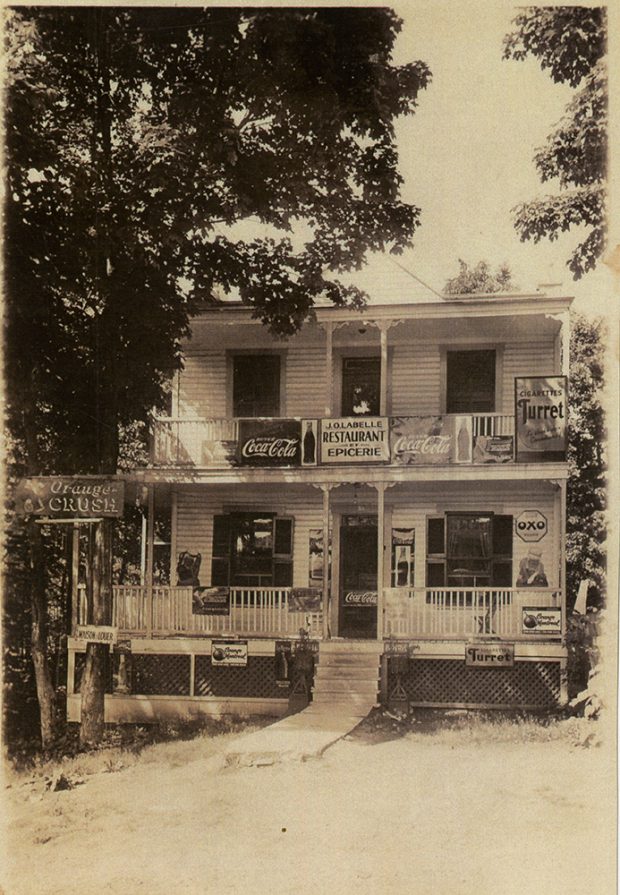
[310,641,381,716]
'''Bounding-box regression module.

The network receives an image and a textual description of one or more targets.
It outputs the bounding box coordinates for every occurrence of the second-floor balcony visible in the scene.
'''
[150,410,556,469]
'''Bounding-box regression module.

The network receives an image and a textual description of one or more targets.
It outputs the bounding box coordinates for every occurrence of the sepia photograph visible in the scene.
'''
[2,3,617,893]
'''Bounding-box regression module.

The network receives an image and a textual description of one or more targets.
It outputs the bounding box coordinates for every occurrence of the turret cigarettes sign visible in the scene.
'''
[15,477,124,517]
[515,376,567,462]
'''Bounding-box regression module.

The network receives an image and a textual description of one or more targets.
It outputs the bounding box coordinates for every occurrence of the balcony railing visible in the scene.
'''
[76,585,562,641]
[383,587,562,640]
[151,413,516,467]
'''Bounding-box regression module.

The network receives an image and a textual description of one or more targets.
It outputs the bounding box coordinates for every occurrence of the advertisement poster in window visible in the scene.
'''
[288,588,322,613]
[390,416,452,465]
[515,376,567,462]
[391,528,415,586]
[237,419,302,466]
[320,417,389,463]
[308,529,324,584]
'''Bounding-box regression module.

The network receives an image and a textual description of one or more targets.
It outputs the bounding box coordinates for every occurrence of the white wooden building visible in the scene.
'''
[67,285,572,722]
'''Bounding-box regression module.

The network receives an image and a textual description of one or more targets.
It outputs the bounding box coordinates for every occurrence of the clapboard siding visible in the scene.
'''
[285,347,326,418]
[391,344,441,414]
[390,484,557,588]
[178,352,227,418]
[175,487,323,588]
[502,340,557,411]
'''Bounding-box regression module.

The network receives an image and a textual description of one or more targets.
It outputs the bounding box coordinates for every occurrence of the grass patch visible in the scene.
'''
[5,715,277,786]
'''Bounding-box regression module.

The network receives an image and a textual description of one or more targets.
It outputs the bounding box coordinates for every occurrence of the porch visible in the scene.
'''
[76,584,563,641]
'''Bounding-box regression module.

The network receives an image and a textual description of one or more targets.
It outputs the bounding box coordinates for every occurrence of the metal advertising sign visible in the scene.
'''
[473,435,514,463]
[343,590,378,606]
[522,608,562,635]
[237,419,302,466]
[515,376,567,462]
[14,477,125,518]
[515,510,548,542]
[211,640,248,666]
[390,416,452,465]
[288,588,322,613]
[74,625,118,645]
[320,417,389,464]
[465,642,514,667]
[192,587,230,616]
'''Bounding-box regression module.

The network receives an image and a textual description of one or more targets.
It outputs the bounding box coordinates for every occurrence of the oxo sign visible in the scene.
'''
[515,510,548,542]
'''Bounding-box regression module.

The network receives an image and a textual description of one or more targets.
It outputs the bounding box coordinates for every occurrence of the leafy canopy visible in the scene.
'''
[443,259,516,295]
[5,7,431,472]
[503,7,607,279]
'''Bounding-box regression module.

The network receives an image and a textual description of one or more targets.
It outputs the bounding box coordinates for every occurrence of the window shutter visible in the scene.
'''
[273,516,294,586]
[211,515,230,586]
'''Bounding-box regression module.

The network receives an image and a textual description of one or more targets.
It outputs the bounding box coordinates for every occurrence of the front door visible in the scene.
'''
[339,516,378,639]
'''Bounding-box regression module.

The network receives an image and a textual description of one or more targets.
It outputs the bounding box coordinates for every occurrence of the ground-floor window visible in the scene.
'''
[211,512,293,587]
[426,512,512,588]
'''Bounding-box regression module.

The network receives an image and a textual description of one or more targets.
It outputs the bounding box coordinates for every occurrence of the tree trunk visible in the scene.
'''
[27,519,58,751]
[79,517,113,747]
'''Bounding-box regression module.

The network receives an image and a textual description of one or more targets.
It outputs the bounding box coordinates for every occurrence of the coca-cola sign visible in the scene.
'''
[390,417,453,465]
[344,590,378,606]
[237,419,302,466]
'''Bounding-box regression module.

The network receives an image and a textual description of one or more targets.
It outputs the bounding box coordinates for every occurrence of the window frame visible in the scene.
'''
[211,512,294,588]
[425,512,513,594]
[440,345,504,415]
[227,350,287,419]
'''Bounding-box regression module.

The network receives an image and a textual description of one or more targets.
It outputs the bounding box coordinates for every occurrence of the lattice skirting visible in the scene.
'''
[387,658,561,707]
[73,653,296,700]
[195,656,290,699]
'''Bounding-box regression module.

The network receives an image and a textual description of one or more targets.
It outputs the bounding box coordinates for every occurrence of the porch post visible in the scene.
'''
[321,484,333,640]
[146,484,155,638]
[324,321,333,417]
[379,323,389,416]
[559,479,567,630]
[376,482,386,641]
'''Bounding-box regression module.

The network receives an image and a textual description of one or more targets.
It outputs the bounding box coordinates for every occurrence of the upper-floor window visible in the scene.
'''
[233,355,280,417]
[446,349,496,413]
[342,356,380,416]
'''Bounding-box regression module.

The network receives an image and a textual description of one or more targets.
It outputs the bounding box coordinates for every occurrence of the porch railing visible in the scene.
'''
[77,585,560,641]
[76,586,321,638]
[151,413,516,467]
[383,587,562,640]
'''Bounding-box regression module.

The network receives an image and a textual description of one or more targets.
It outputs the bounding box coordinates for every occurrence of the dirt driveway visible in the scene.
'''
[4,722,615,895]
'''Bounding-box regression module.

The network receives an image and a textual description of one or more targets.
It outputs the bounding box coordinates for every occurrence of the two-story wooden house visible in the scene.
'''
[67,285,572,723]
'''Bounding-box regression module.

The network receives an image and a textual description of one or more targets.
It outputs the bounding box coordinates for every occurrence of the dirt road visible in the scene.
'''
[5,725,615,895]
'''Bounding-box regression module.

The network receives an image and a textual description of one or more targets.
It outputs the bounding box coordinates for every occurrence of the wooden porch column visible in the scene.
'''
[146,484,155,638]
[321,484,333,640]
[560,309,570,377]
[375,482,386,641]
[379,323,389,416]
[324,321,334,417]
[559,479,567,629]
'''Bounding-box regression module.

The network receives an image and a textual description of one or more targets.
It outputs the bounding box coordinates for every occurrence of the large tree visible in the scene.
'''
[503,7,607,279]
[5,8,430,746]
[566,314,606,609]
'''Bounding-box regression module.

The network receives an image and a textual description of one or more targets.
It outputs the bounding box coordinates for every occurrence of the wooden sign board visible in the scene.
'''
[74,625,118,645]
[15,477,124,517]
[465,642,514,667]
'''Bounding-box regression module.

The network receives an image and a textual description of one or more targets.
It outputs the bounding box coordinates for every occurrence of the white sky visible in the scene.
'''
[363,0,613,314]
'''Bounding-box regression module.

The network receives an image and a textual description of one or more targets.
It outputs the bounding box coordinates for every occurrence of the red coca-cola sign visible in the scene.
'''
[238,419,302,466]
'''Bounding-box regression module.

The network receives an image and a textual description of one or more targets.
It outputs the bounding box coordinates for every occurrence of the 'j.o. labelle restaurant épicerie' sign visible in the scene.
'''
[320,417,389,464]
[14,477,125,518]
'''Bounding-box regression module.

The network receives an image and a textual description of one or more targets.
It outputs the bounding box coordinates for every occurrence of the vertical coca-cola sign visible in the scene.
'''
[237,419,302,466]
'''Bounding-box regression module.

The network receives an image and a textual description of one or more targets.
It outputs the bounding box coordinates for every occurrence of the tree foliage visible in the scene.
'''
[566,314,606,608]
[443,259,516,295]
[4,7,430,748]
[503,7,607,279]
